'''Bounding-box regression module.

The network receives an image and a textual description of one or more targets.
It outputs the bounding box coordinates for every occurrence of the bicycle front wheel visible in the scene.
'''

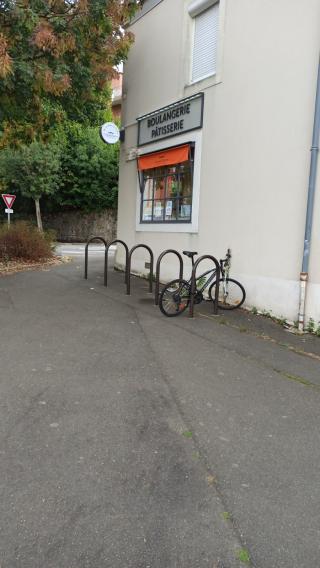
[159,279,191,317]
[209,278,246,310]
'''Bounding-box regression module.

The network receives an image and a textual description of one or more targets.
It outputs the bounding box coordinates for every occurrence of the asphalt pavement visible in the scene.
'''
[0,251,320,568]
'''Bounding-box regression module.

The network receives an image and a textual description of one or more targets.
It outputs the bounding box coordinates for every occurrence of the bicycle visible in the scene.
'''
[158,249,246,317]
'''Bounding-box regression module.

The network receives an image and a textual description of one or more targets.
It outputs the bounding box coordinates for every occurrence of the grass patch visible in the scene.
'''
[182,430,193,438]
[221,511,231,520]
[236,548,250,563]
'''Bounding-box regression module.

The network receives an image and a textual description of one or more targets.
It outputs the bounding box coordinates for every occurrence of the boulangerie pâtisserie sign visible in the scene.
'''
[137,93,204,146]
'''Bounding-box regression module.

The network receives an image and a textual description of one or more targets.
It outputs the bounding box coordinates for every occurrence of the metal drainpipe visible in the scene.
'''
[298,55,320,332]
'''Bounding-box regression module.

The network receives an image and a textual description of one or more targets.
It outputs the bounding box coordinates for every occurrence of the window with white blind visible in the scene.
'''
[191,1,219,83]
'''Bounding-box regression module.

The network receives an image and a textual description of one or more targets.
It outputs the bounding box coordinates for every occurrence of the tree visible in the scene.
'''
[51,121,119,211]
[0,0,142,145]
[0,141,61,230]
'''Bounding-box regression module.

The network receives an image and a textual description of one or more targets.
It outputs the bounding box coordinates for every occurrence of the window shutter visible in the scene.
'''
[192,3,219,83]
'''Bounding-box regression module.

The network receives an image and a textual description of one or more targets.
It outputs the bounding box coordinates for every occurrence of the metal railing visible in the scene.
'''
[154,249,183,305]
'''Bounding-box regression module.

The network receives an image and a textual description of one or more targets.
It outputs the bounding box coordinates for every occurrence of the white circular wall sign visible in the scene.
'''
[100,122,120,144]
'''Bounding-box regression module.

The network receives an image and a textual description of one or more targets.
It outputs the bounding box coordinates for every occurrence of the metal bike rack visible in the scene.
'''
[127,244,154,295]
[189,255,220,318]
[154,249,184,305]
[84,236,108,283]
[104,239,129,288]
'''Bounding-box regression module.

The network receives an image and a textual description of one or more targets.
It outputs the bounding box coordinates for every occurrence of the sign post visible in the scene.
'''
[1,194,16,226]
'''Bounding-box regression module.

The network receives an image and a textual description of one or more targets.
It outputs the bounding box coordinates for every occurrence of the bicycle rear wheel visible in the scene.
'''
[209,278,246,310]
[159,279,191,317]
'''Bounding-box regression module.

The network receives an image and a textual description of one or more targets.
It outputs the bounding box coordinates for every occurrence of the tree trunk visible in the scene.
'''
[35,198,43,232]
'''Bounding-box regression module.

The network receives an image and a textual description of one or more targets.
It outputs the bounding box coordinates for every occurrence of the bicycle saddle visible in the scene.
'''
[182,251,198,258]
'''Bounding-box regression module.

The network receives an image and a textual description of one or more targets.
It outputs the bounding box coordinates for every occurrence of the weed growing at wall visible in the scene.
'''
[306,318,320,337]
[251,306,288,328]
[250,307,320,337]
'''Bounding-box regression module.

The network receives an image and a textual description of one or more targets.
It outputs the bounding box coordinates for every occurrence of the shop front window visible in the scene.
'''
[138,145,194,223]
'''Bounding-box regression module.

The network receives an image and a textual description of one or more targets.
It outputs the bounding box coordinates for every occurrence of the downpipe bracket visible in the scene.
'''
[298,272,308,332]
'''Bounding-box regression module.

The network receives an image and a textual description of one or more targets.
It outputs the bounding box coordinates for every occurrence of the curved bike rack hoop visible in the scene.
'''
[104,239,129,288]
[155,249,184,305]
[189,255,220,318]
[84,236,108,281]
[127,244,154,295]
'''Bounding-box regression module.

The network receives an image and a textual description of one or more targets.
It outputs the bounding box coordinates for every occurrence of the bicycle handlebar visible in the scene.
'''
[220,255,231,264]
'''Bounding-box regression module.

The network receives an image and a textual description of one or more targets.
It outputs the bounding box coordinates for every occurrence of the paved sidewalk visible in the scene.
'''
[55,242,116,256]
[0,255,320,568]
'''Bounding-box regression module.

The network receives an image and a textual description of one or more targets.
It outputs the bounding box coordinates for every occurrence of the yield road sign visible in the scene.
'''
[2,194,16,209]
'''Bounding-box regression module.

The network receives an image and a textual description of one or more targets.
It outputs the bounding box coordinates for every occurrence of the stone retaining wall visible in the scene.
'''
[44,209,117,243]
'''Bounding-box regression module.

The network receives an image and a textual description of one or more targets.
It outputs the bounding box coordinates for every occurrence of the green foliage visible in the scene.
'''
[0,1,135,216]
[0,121,119,214]
[261,308,272,318]
[275,315,288,327]
[182,431,193,438]
[306,318,320,337]
[307,318,315,333]
[251,306,290,329]
[236,548,250,564]
[221,511,231,520]
[0,221,53,261]
[0,0,142,144]
[0,141,61,200]
[50,122,119,211]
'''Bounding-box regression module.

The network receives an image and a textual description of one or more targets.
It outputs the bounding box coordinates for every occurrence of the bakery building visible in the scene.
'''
[116,0,320,326]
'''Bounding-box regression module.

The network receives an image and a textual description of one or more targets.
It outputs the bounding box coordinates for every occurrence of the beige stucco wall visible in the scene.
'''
[117,0,320,322]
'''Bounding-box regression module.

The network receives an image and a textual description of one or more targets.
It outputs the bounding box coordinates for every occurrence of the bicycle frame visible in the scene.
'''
[192,268,217,293]
[186,252,230,294]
